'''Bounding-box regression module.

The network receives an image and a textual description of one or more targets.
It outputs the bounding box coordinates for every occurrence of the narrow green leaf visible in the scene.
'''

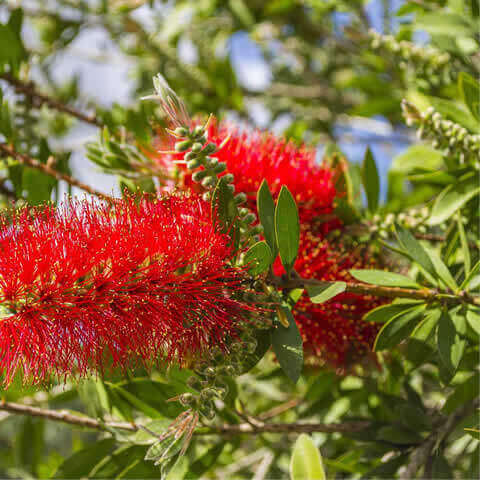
[350,269,419,288]
[184,443,225,479]
[429,175,480,225]
[290,434,326,480]
[442,372,479,414]
[306,282,346,304]
[457,214,471,275]
[374,305,426,351]
[425,248,458,292]
[461,260,480,289]
[466,307,480,335]
[395,225,436,278]
[437,309,467,375]
[411,308,441,341]
[364,302,422,324]
[257,179,277,254]
[459,72,480,121]
[106,383,163,418]
[362,147,380,213]
[271,306,303,383]
[275,186,300,274]
[243,241,272,276]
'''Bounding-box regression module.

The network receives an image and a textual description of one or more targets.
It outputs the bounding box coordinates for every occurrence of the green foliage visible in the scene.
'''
[290,434,326,480]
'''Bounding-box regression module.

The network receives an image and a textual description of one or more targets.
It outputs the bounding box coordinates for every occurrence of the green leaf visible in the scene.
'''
[212,177,239,249]
[437,309,467,375]
[461,259,480,289]
[374,305,426,351]
[398,404,432,431]
[442,372,479,414]
[391,145,443,174]
[466,307,480,335]
[395,225,436,278]
[184,443,225,479]
[457,214,471,275]
[429,175,480,225]
[306,282,346,304]
[425,248,458,292]
[257,179,277,255]
[364,302,422,324]
[459,72,480,122]
[106,383,163,419]
[54,439,115,479]
[432,453,454,479]
[271,306,303,383]
[350,269,419,288]
[243,241,272,276]
[290,434,326,480]
[411,309,441,341]
[275,186,300,274]
[362,147,380,213]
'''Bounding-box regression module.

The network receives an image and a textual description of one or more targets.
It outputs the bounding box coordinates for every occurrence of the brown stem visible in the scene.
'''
[401,396,480,479]
[270,275,480,306]
[0,143,115,203]
[0,399,368,436]
[0,72,102,128]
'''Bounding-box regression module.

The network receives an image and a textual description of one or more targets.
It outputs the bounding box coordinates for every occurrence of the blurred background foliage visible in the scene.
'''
[0,0,479,479]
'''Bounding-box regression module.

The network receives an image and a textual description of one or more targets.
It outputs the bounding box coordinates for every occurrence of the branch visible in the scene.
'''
[0,72,102,128]
[0,399,368,436]
[401,396,480,479]
[271,274,480,307]
[0,143,115,203]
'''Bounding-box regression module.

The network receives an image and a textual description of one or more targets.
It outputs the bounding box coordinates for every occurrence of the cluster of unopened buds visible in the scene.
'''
[369,30,454,85]
[370,206,431,237]
[402,100,480,167]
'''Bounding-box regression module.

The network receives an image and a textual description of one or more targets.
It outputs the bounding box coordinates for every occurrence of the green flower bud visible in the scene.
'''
[187,159,201,169]
[192,170,208,182]
[174,127,190,137]
[202,176,217,188]
[243,213,256,224]
[214,162,227,174]
[193,125,205,137]
[191,142,203,153]
[179,393,196,406]
[234,192,247,204]
[203,143,218,154]
[175,140,193,152]
[203,366,216,377]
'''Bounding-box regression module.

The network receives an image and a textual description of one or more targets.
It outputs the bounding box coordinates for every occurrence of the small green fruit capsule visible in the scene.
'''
[179,393,195,406]
[222,365,236,376]
[223,173,234,184]
[226,184,235,194]
[192,170,208,182]
[206,157,218,167]
[187,159,201,169]
[203,143,218,154]
[203,366,216,377]
[234,192,247,204]
[191,142,203,153]
[174,127,190,137]
[199,402,216,421]
[200,388,216,400]
[184,151,197,161]
[214,162,227,174]
[202,176,217,188]
[175,140,193,152]
[187,376,202,390]
[239,207,249,216]
[243,213,256,224]
[193,125,205,137]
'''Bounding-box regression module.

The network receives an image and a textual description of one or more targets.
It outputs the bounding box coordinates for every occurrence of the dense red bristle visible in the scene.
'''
[0,194,251,385]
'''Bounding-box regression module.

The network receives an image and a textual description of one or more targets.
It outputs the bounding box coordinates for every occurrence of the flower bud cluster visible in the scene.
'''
[172,123,262,241]
[369,30,454,85]
[402,100,480,167]
[370,206,431,238]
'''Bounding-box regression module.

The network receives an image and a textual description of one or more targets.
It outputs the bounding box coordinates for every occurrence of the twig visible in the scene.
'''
[0,143,115,203]
[0,399,368,436]
[258,399,301,421]
[401,396,480,479]
[0,72,102,128]
[270,274,480,307]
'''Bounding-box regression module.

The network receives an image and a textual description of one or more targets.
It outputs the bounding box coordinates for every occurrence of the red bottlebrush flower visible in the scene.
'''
[151,119,338,222]
[274,227,383,369]
[0,194,251,385]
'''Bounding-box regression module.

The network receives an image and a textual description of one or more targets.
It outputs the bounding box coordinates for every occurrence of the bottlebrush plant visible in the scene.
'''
[0,2,479,479]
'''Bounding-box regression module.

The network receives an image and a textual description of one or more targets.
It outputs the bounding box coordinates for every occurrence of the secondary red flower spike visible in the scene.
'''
[275,227,383,368]
[0,194,251,385]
